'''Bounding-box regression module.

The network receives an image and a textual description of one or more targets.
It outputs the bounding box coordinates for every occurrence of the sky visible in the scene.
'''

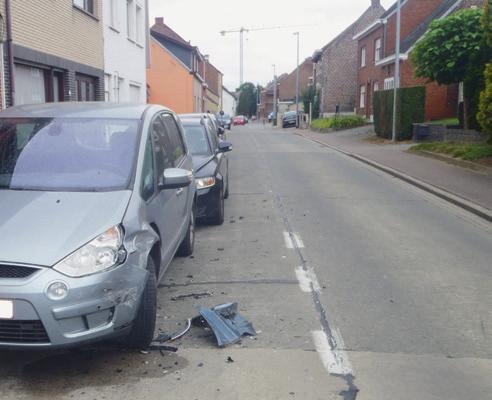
[149,0,395,91]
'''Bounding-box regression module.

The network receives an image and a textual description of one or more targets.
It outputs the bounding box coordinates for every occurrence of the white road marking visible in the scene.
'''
[283,231,304,249]
[312,330,354,376]
[295,266,322,293]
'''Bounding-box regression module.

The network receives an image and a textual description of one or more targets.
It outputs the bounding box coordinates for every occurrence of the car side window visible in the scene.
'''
[140,135,155,201]
[151,115,173,183]
[160,113,186,167]
[206,125,218,152]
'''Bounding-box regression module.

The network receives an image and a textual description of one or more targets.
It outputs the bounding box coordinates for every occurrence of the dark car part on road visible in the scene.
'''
[192,303,257,347]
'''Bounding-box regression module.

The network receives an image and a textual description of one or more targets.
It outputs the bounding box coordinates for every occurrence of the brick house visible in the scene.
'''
[314,0,385,116]
[0,0,105,107]
[354,0,484,121]
[150,17,205,112]
[259,73,288,119]
[277,57,314,107]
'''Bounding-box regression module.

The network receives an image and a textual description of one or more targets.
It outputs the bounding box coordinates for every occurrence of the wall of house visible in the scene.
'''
[318,2,385,115]
[278,59,313,102]
[222,89,236,116]
[1,0,104,69]
[103,0,147,103]
[193,77,203,112]
[147,38,194,113]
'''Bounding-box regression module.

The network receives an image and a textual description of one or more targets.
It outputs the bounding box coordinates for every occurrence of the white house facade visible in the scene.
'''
[103,0,148,103]
[222,87,236,116]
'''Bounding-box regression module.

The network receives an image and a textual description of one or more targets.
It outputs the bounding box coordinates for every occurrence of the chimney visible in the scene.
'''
[155,17,164,25]
[371,0,380,7]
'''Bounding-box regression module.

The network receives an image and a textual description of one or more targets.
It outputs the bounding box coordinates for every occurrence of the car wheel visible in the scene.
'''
[124,257,157,349]
[177,205,195,257]
[209,188,225,225]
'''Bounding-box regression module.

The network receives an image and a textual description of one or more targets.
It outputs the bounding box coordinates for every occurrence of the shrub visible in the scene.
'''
[311,115,367,131]
[478,63,492,142]
[374,87,426,140]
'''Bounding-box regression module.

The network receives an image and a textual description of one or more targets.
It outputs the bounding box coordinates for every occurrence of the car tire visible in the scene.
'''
[177,205,195,257]
[224,173,230,199]
[124,257,157,349]
[209,188,225,225]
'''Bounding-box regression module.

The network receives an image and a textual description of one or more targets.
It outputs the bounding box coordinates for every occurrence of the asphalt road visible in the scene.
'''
[1,123,491,400]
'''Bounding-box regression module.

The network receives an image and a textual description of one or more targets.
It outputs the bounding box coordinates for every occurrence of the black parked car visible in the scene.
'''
[180,116,232,225]
[282,111,299,128]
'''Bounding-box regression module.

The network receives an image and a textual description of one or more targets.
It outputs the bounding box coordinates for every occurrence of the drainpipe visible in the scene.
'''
[5,0,14,106]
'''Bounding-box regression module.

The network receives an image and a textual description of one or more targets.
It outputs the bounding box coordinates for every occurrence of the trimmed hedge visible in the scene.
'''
[373,87,426,140]
[311,115,367,131]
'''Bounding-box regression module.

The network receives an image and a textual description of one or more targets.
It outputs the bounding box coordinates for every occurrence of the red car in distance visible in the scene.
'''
[233,116,247,126]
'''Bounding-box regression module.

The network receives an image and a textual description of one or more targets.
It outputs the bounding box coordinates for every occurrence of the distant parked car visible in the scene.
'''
[0,103,196,349]
[268,112,276,123]
[233,116,247,126]
[181,113,225,138]
[282,111,299,128]
[181,115,232,225]
[217,113,232,130]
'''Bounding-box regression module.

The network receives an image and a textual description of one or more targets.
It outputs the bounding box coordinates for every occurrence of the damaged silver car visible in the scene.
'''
[0,103,196,349]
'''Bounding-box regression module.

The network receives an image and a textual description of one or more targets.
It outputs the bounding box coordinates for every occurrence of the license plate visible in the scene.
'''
[0,300,13,319]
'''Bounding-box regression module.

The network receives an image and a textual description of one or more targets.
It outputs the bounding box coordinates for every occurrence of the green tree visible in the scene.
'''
[478,0,492,141]
[236,82,257,117]
[412,8,484,128]
[302,86,320,119]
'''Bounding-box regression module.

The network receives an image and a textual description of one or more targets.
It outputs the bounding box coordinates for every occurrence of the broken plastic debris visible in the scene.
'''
[192,303,256,347]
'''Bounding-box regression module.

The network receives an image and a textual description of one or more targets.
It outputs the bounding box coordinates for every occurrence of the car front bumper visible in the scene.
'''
[0,257,147,349]
[196,184,221,219]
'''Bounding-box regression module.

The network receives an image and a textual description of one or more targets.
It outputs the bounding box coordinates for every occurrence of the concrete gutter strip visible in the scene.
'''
[297,131,492,223]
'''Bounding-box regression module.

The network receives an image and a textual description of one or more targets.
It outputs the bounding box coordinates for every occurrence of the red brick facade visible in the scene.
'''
[277,58,314,103]
[315,1,385,115]
[356,0,483,121]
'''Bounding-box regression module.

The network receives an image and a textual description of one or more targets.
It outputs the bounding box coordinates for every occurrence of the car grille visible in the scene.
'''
[0,320,50,343]
[0,264,39,279]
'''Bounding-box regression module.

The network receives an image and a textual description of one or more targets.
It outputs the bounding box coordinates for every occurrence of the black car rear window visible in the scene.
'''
[182,125,212,156]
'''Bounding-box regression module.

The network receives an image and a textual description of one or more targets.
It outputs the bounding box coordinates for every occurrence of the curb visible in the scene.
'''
[409,150,492,173]
[296,131,492,223]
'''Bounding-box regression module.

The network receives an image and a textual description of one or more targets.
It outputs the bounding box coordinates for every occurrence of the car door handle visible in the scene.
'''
[176,188,184,196]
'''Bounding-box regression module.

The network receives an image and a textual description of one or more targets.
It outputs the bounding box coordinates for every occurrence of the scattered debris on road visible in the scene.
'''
[192,302,257,347]
[226,356,234,363]
[171,292,213,301]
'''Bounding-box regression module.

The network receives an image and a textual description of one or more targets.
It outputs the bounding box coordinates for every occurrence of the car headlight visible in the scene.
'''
[54,225,126,277]
[196,177,216,189]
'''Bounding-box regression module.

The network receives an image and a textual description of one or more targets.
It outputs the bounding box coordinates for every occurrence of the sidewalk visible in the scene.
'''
[297,126,492,212]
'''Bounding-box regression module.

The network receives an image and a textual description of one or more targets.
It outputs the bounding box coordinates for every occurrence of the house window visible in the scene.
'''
[109,0,118,29]
[360,85,366,108]
[384,77,395,90]
[76,75,97,101]
[361,47,366,68]
[136,5,144,44]
[15,64,46,105]
[373,81,379,92]
[375,38,381,62]
[127,0,135,40]
[73,0,94,15]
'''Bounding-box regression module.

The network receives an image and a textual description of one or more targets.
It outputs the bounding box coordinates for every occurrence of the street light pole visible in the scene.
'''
[239,27,245,86]
[294,32,300,128]
[391,0,401,142]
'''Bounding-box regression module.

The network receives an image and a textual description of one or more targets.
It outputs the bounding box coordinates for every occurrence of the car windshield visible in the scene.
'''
[0,117,140,191]
[182,125,212,156]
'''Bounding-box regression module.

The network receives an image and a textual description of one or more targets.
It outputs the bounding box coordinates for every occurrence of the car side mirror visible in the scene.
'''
[218,141,232,153]
[159,168,193,190]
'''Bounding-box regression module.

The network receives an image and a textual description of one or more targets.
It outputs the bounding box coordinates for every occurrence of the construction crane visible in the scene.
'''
[220,23,316,86]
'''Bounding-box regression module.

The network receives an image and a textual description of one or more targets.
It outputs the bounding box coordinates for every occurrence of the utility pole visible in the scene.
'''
[272,64,277,126]
[391,0,401,142]
[294,32,300,128]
